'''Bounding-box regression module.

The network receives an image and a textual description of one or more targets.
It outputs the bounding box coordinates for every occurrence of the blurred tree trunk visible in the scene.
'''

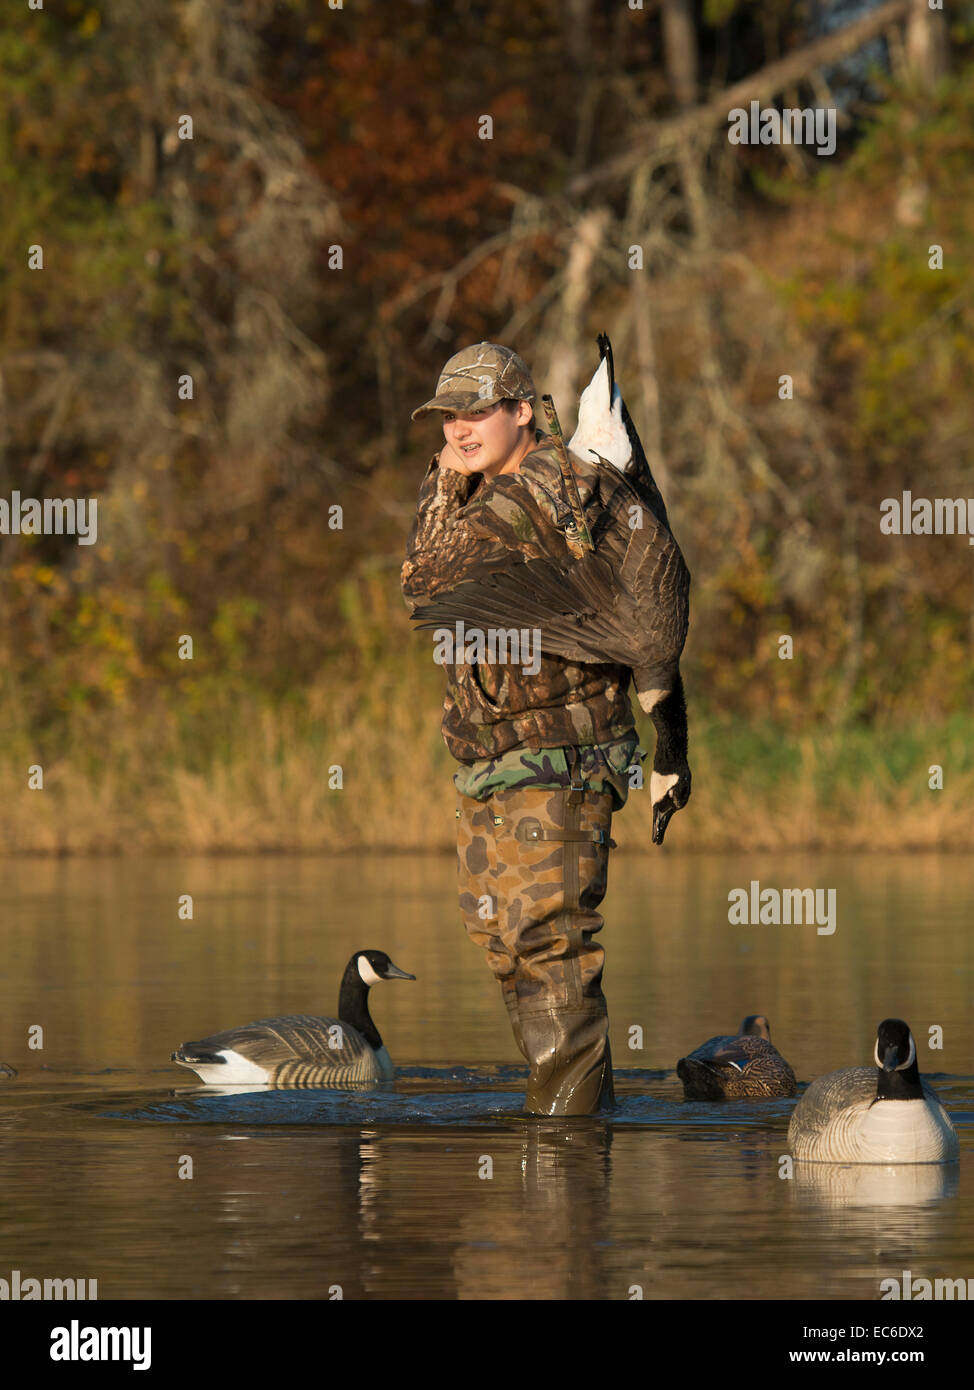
[564,0,599,178]
[895,0,950,225]
[661,0,698,110]
[904,0,949,85]
[571,0,913,195]
[564,0,593,70]
[543,208,610,423]
[643,4,700,507]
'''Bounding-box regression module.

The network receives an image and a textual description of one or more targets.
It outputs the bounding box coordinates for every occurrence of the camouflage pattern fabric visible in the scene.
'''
[456,783,614,1013]
[453,736,642,812]
[411,341,536,420]
[456,781,616,1111]
[401,436,640,762]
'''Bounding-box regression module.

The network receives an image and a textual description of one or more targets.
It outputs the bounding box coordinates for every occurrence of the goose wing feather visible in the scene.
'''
[412,554,630,665]
[411,526,689,672]
[180,1014,372,1069]
[627,532,690,668]
[787,1066,876,1146]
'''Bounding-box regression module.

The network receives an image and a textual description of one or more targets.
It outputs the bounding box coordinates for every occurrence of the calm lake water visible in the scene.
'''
[1,852,971,1301]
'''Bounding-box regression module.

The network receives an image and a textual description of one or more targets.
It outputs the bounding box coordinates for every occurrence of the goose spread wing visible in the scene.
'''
[411,527,689,672]
[411,554,622,665]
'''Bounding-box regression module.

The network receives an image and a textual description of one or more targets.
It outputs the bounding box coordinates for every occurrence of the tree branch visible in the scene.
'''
[568,0,912,196]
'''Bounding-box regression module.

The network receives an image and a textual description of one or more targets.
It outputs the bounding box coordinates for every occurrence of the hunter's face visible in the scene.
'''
[441,401,531,477]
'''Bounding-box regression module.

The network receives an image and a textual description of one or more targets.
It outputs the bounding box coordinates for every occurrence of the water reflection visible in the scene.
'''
[0,852,971,1299]
[452,1122,614,1300]
[793,1161,959,1209]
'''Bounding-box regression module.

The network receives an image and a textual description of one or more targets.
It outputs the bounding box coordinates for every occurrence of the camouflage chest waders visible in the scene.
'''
[456,751,616,1115]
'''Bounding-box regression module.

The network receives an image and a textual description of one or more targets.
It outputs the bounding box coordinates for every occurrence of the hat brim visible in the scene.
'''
[411,391,512,422]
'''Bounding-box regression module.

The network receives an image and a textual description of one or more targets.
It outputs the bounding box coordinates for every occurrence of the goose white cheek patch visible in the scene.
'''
[651,771,679,808]
[357,957,384,986]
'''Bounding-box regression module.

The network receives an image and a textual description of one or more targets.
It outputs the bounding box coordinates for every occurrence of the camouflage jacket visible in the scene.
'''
[401,435,639,763]
[454,737,643,811]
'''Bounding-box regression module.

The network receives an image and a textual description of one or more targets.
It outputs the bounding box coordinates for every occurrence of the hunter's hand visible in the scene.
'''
[437,445,477,476]
[651,760,691,846]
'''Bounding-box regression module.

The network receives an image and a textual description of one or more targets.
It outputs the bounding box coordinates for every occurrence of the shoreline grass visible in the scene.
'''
[2,658,971,855]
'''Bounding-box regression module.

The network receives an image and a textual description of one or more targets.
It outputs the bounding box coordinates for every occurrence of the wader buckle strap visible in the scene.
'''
[514,818,615,849]
[565,746,585,805]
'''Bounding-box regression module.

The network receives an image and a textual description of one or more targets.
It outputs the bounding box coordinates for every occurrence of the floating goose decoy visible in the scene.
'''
[787,1018,959,1164]
[171,950,415,1087]
[411,333,691,844]
[677,1015,797,1100]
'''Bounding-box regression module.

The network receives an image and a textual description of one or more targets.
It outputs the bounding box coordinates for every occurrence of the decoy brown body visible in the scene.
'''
[171,950,415,1087]
[411,334,691,843]
[677,1015,797,1100]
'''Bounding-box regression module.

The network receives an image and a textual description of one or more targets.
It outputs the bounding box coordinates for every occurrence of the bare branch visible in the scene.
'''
[568,0,912,196]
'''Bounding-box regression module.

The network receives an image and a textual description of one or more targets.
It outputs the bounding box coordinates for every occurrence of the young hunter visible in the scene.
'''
[401,342,689,1115]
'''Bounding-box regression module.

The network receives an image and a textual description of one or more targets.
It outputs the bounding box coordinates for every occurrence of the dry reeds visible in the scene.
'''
[1,647,970,854]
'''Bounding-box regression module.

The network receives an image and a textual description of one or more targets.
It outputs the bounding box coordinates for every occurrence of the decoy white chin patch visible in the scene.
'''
[874,1033,916,1070]
[207,1051,268,1085]
[357,956,384,986]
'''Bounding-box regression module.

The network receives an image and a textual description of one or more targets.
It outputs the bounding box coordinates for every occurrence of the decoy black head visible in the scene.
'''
[874,1018,916,1073]
[740,1015,771,1041]
[873,1018,923,1100]
[355,950,416,986]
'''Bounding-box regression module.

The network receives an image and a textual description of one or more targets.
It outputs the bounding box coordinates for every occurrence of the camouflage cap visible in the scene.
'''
[411,342,536,421]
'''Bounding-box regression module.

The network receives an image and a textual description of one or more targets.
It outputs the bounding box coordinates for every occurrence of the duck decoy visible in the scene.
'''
[410,333,691,844]
[787,1018,959,1164]
[677,1015,797,1100]
[171,949,415,1086]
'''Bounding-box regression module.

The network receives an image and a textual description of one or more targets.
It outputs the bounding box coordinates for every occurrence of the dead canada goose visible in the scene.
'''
[677,1014,797,1100]
[787,1018,959,1164]
[411,333,691,844]
[171,949,415,1087]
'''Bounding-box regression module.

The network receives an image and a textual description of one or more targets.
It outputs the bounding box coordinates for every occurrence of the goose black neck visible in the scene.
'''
[651,674,688,770]
[876,1061,923,1101]
[338,960,383,1051]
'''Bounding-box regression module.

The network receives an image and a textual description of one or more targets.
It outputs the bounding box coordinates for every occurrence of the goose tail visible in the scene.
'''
[171,1046,224,1067]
